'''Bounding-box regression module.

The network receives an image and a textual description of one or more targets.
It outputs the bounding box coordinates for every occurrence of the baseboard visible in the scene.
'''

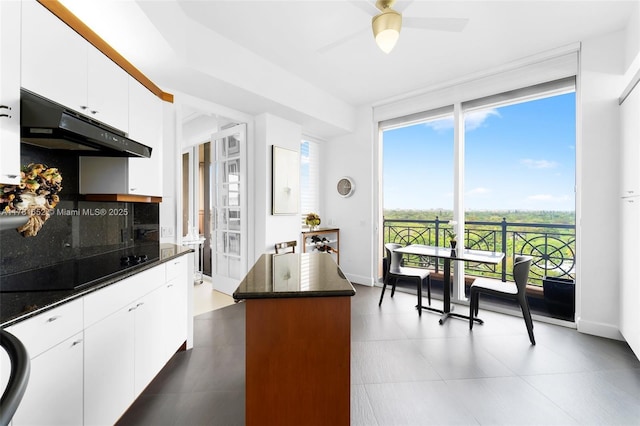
[576,317,624,341]
[344,273,374,287]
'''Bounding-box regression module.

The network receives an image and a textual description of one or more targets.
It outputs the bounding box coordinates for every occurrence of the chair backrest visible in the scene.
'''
[513,255,533,294]
[275,240,296,254]
[384,243,403,274]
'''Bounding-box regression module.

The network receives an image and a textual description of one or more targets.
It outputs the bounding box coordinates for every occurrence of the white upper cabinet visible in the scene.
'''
[0,0,22,184]
[21,0,128,132]
[127,77,163,196]
[21,0,86,112]
[79,79,163,197]
[86,48,129,131]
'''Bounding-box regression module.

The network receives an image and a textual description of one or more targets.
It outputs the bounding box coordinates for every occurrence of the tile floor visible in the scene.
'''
[192,277,235,316]
[118,284,640,425]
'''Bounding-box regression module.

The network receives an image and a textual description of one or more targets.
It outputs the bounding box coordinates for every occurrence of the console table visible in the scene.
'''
[233,252,355,426]
[301,227,340,264]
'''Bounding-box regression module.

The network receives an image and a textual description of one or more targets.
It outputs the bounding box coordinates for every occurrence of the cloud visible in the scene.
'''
[465,109,500,131]
[521,159,559,169]
[424,117,454,131]
[422,108,500,132]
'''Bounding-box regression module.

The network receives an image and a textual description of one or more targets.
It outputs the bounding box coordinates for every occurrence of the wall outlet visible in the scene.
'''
[161,227,174,238]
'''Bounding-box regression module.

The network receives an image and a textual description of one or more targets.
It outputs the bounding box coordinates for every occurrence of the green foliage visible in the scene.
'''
[384,209,575,225]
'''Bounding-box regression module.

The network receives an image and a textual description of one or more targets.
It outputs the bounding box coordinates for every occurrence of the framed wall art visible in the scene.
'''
[272,145,299,215]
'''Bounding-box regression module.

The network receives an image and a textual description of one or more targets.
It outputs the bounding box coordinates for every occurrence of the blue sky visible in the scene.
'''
[383,92,576,211]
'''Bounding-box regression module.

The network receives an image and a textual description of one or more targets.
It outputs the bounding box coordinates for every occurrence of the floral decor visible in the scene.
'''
[448,220,458,240]
[448,220,458,249]
[0,163,63,237]
[305,212,321,229]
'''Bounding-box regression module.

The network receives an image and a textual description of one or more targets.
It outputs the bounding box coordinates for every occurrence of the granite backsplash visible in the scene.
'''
[0,144,159,276]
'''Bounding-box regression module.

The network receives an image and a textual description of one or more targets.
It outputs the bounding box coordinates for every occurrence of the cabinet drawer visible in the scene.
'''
[9,298,83,358]
[166,256,187,281]
[84,265,165,328]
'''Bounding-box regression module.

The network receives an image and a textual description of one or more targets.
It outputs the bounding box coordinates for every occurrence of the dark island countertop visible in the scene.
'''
[0,243,193,327]
[233,252,355,300]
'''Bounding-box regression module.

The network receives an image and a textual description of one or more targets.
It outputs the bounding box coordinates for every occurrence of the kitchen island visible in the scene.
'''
[233,252,355,426]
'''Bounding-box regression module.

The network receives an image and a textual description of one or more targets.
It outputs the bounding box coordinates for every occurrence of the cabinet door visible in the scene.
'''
[87,48,129,131]
[12,333,84,426]
[620,197,640,357]
[163,257,188,359]
[134,287,166,396]
[21,0,87,113]
[0,0,21,184]
[128,78,163,196]
[84,306,135,426]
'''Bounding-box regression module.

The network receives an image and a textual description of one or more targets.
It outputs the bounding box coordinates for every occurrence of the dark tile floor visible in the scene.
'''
[118,284,640,425]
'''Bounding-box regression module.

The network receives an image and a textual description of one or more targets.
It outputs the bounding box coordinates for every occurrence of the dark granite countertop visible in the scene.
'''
[0,243,193,327]
[233,252,355,300]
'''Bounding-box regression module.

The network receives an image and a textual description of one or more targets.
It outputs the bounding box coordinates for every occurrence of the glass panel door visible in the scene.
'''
[210,124,247,295]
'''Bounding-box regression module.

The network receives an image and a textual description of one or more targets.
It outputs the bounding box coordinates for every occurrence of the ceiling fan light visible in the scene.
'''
[375,29,400,54]
[372,9,402,53]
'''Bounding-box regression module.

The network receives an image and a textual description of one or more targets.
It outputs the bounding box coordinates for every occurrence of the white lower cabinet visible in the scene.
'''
[1,256,191,425]
[134,286,166,396]
[84,304,135,426]
[83,259,189,424]
[12,333,84,426]
[5,299,84,426]
[163,256,189,359]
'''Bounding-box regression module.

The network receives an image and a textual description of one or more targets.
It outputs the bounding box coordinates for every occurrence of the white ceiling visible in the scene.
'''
[61,0,638,138]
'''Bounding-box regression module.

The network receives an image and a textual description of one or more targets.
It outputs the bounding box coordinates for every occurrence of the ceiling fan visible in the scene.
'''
[318,0,469,54]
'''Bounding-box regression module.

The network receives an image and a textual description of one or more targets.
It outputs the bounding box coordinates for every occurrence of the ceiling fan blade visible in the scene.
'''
[317,26,368,54]
[349,0,414,15]
[348,1,378,16]
[393,1,415,13]
[403,17,469,32]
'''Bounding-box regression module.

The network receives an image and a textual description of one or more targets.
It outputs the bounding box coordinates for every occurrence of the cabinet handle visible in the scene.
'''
[2,174,18,179]
[128,306,138,312]
[136,302,144,308]
[71,339,83,346]
[0,105,11,110]
[0,114,11,118]
[47,315,61,322]
[90,110,98,115]
[167,283,174,288]
[80,105,88,110]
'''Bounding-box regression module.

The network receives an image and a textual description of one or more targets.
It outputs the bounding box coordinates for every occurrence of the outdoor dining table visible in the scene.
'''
[394,244,505,324]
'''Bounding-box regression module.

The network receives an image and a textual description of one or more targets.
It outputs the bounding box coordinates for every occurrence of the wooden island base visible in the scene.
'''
[245,296,351,426]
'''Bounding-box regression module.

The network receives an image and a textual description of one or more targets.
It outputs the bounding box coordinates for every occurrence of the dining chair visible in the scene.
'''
[379,243,431,315]
[274,240,296,254]
[468,255,536,345]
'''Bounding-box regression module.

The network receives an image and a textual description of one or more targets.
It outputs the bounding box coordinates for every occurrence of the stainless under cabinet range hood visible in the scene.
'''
[20,89,152,158]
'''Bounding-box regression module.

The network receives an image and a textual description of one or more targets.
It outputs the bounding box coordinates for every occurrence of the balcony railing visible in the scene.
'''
[383,217,575,285]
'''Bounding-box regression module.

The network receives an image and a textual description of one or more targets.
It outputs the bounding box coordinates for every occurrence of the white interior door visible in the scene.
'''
[210,124,247,295]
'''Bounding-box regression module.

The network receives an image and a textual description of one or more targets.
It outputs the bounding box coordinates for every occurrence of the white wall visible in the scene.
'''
[324,107,375,285]
[577,29,627,339]
[160,101,178,243]
[253,113,302,262]
[577,3,640,339]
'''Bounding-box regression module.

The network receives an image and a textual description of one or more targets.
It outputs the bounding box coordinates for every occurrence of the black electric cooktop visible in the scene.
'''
[0,245,160,293]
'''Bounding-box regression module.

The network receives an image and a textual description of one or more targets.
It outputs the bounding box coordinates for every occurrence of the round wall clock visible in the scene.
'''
[337,177,355,198]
